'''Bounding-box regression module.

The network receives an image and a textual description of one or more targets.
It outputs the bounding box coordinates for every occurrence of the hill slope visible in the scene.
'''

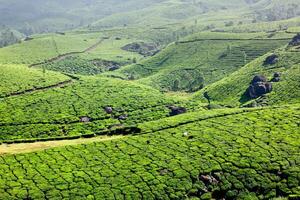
[0,105,299,199]
[117,32,291,92]
[194,38,300,107]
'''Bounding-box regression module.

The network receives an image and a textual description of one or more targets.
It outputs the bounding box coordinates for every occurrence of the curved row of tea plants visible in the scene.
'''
[0,64,71,97]
[0,76,197,142]
[0,105,299,199]
[118,32,289,92]
[195,45,300,107]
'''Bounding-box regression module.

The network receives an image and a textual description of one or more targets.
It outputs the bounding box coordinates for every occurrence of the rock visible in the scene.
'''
[251,75,267,84]
[200,175,219,184]
[80,116,91,123]
[247,75,272,99]
[271,72,281,82]
[118,114,128,121]
[108,65,120,71]
[168,106,187,116]
[104,107,113,114]
[24,37,33,41]
[273,72,281,78]
[289,33,300,46]
[264,54,279,65]
[121,42,159,56]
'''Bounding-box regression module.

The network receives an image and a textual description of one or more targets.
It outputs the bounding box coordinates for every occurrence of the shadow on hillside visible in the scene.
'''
[239,91,250,104]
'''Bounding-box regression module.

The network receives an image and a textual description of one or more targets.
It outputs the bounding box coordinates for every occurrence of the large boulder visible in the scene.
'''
[271,72,281,82]
[289,33,300,46]
[121,42,159,56]
[251,75,267,84]
[168,106,187,116]
[264,54,279,65]
[247,75,272,99]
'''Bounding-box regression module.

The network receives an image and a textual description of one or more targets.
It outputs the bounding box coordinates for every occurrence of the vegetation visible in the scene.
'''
[0,64,70,97]
[118,32,289,92]
[0,76,191,142]
[0,106,299,199]
[194,44,300,107]
[0,1,299,199]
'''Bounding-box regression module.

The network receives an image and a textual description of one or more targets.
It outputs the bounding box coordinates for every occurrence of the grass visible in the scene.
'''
[0,135,123,155]
[0,105,298,199]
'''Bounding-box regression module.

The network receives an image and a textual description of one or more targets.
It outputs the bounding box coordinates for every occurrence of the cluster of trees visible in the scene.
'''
[254,3,300,21]
[0,28,21,48]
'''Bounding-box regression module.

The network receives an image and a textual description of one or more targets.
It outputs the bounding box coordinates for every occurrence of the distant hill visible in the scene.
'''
[0,0,166,34]
[3,0,299,35]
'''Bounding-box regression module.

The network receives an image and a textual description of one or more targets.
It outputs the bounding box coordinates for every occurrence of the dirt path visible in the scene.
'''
[0,135,124,155]
[29,38,106,67]
[0,79,74,99]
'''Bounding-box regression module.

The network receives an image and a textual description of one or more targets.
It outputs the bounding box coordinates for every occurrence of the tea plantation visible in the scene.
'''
[195,43,300,107]
[0,64,70,98]
[0,3,300,199]
[118,32,290,92]
[0,76,196,142]
[0,105,299,199]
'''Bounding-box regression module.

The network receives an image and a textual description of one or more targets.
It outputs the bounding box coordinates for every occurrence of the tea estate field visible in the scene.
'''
[0,106,299,199]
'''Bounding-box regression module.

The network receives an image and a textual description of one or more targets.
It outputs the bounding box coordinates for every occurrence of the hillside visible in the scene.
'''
[117,32,292,92]
[0,75,200,142]
[0,1,299,200]
[194,36,300,107]
[0,105,299,199]
[0,64,70,98]
[0,0,167,34]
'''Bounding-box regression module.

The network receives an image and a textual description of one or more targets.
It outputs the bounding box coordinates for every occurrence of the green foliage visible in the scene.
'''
[0,64,69,97]
[194,46,300,106]
[0,105,299,199]
[119,32,289,92]
[0,76,183,141]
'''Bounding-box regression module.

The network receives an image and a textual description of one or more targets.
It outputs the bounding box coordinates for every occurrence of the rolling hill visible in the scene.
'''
[194,37,300,107]
[0,1,299,200]
[116,32,292,92]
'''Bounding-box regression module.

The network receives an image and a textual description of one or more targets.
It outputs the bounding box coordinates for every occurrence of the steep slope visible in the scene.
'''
[194,37,300,107]
[117,32,291,92]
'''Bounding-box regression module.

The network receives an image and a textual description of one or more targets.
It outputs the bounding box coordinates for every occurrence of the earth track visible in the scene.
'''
[29,38,106,68]
[0,135,124,155]
[0,79,74,99]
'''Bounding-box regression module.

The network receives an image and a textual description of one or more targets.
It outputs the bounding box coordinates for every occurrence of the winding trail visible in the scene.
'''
[0,135,124,155]
[0,73,80,99]
[29,38,106,67]
[0,79,73,99]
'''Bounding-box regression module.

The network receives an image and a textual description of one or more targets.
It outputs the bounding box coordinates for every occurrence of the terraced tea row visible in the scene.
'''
[0,64,71,98]
[0,105,299,199]
[0,76,195,142]
[119,33,289,92]
[195,46,300,107]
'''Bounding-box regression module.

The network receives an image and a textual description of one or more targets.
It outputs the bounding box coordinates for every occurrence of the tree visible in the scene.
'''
[243,51,247,64]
